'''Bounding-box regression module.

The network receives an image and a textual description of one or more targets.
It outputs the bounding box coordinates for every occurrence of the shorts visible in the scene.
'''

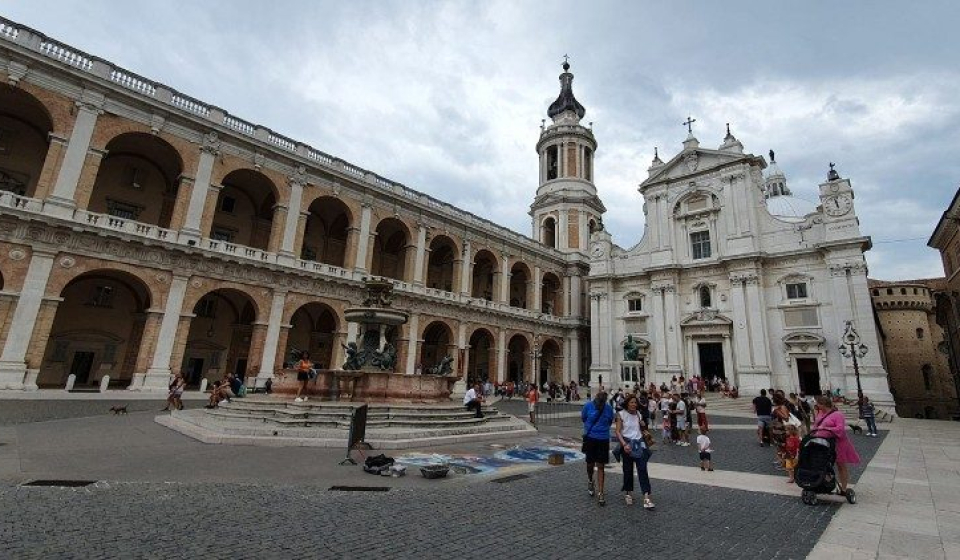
[756,415,772,428]
[528,402,536,413]
[297,371,309,382]
[581,437,610,464]
[699,451,712,461]
[677,419,688,431]
[784,458,797,470]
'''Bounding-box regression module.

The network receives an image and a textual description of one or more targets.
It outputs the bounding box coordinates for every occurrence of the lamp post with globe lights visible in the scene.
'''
[838,320,868,402]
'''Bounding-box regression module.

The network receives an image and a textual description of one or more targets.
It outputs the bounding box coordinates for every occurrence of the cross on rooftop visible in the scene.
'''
[563,54,570,64]
[683,116,697,134]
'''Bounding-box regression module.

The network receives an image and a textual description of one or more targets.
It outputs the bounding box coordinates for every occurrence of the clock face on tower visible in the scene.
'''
[824,193,853,217]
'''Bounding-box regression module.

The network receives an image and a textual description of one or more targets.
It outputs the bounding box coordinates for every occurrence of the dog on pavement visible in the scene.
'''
[109,405,128,415]
[848,423,863,435]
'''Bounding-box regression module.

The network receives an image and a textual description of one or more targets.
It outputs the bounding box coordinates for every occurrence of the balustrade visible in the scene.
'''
[223,115,255,135]
[38,38,92,70]
[110,68,156,96]
[171,93,210,117]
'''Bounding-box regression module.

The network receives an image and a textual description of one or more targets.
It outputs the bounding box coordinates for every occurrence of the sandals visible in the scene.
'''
[624,494,634,506]
[587,481,595,497]
[643,498,655,509]
[597,492,606,507]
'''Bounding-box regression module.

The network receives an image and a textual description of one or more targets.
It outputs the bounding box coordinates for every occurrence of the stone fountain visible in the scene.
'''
[273,278,459,402]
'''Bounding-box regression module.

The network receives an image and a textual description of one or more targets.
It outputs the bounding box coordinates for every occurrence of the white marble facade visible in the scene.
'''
[587,130,895,407]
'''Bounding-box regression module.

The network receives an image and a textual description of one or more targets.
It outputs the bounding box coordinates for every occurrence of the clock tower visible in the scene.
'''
[819,163,862,243]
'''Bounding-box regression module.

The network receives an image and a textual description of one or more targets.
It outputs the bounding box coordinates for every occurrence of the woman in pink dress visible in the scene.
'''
[813,396,861,495]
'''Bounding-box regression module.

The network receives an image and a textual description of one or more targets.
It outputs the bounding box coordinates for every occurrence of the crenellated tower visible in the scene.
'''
[530,60,605,253]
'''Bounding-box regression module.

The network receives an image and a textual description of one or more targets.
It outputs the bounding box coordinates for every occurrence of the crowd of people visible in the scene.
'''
[752,388,866,492]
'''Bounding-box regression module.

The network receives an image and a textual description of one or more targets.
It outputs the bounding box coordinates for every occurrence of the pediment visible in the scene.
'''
[680,310,732,326]
[782,332,825,347]
[641,148,755,188]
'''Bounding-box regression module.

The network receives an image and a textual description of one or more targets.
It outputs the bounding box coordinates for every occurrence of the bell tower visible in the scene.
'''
[531,59,605,253]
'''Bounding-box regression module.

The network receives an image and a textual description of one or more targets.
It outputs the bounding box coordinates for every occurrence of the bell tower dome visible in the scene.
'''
[530,59,605,253]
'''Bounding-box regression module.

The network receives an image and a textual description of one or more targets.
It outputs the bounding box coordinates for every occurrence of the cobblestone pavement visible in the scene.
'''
[0,463,838,559]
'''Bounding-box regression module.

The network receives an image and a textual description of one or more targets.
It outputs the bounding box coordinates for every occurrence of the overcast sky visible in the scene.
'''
[6,1,957,280]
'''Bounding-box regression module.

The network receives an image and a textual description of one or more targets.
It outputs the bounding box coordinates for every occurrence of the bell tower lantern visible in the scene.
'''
[531,59,605,253]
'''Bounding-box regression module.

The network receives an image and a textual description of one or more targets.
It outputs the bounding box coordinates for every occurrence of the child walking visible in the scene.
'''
[783,424,801,483]
[696,426,714,471]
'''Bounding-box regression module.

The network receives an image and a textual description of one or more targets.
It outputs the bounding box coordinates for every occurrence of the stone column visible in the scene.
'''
[651,287,667,373]
[293,211,309,262]
[168,314,194,378]
[46,95,103,218]
[179,138,219,244]
[277,179,304,265]
[405,313,420,374]
[23,298,60,389]
[71,147,107,212]
[459,240,472,295]
[274,325,291,373]
[743,274,770,369]
[533,266,542,313]
[496,328,507,383]
[0,251,55,389]
[140,275,190,390]
[413,223,427,286]
[569,274,582,318]
[129,310,164,389]
[453,322,468,394]
[197,184,223,242]
[663,285,681,371]
[499,254,510,303]
[255,290,287,387]
[32,134,68,200]
[558,209,569,250]
[353,203,372,273]
[267,204,288,254]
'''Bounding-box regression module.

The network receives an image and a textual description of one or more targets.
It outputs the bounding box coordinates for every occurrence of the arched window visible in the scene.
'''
[699,286,711,308]
[541,217,556,248]
[922,364,933,391]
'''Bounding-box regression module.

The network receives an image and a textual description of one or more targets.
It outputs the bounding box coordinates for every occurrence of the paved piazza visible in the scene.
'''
[2,399,959,559]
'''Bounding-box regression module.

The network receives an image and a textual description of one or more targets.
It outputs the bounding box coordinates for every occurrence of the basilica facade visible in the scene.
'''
[0,18,589,393]
[588,127,895,406]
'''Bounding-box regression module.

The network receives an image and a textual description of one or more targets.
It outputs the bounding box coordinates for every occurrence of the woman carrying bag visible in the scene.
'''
[614,394,656,509]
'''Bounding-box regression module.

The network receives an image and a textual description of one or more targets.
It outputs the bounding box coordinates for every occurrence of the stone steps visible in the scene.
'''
[703,395,894,424]
[156,399,536,449]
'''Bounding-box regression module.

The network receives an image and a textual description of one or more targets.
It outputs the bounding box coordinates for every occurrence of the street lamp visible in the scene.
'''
[532,332,542,387]
[838,320,869,401]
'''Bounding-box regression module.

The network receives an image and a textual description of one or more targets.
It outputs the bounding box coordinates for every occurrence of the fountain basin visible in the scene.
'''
[270,368,459,403]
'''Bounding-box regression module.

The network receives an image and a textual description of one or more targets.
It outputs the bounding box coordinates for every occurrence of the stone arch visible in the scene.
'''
[0,83,55,198]
[38,269,153,389]
[471,249,498,301]
[541,216,557,248]
[541,271,563,315]
[673,187,721,215]
[84,132,184,228]
[209,168,279,251]
[371,217,412,282]
[467,327,496,383]
[539,338,563,385]
[507,333,531,383]
[181,287,259,386]
[420,320,454,372]
[426,234,458,292]
[509,261,532,310]
[302,196,352,267]
[285,301,340,371]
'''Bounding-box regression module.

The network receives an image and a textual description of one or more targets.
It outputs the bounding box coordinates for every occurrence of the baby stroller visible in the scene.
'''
[795,429,856,505]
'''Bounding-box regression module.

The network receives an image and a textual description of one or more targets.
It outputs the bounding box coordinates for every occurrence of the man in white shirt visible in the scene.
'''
[464,383,483,418]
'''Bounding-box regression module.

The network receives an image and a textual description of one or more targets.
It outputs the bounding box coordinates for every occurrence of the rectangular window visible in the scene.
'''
[786,282,808,299]
[783,307,819,328]
[220,195,236,213]
[690,231,711,259]
[546,145,558,180]
[628,298,642,312]
[584,147,593,181]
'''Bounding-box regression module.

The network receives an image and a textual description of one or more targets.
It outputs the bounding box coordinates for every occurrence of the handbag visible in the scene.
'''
[786,413,802,428]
